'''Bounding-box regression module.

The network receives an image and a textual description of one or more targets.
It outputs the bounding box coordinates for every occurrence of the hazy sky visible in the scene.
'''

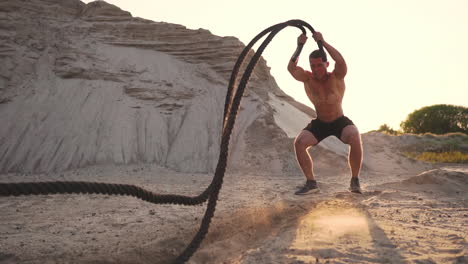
[82,0,467,132]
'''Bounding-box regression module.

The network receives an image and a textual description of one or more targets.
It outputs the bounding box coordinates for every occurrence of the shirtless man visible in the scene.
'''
[288,32,363,194]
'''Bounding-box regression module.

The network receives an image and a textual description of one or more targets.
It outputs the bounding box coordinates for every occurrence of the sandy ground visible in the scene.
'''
[0,162,466,264]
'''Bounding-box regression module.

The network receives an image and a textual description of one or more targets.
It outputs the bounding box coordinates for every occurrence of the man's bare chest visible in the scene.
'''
[305,80,343,104]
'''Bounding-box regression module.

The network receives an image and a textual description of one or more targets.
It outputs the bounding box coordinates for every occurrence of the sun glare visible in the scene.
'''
[289,201,371,261]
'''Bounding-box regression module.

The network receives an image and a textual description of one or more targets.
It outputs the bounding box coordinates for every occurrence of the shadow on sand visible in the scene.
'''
[231,192,407,264]
[106,192,408,264]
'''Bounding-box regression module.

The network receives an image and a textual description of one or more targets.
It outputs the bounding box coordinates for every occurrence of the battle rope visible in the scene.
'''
[0,19,324,263]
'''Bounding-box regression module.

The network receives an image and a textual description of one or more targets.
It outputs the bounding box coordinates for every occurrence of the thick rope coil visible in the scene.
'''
[0,19,323,263]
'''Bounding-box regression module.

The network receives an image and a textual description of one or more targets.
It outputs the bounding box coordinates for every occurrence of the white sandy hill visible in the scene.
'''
[0,0,317,175]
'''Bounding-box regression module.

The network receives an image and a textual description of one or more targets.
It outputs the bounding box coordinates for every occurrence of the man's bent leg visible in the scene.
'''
[341,125,363,193]
[340,125,363,178]
[294,130,318,180]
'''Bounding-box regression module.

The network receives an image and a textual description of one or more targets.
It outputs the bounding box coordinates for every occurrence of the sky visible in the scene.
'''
[83,0,468,132]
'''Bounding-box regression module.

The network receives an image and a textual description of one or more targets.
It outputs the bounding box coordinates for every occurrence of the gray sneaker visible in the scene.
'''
[349,177,362,194]
[295,180,319,195]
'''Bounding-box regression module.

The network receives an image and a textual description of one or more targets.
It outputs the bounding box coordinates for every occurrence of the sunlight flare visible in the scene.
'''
[291,201,371,252]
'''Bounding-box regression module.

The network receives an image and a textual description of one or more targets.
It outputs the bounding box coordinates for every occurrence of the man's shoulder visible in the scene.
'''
[331,70,346,81]
[303,71,313,81]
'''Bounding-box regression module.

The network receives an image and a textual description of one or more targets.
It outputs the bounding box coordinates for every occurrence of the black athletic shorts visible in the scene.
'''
[303,116,354,143]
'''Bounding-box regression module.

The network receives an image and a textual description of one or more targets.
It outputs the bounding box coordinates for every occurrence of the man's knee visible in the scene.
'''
[348,133,361,145]
[294,136,307,150]
[341,126,361,145]
[294,131,317,150]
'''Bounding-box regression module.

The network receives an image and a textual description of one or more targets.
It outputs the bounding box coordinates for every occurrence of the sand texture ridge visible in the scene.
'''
[0,0,467,264]
[1,161,466,264]
[0,0,311,175]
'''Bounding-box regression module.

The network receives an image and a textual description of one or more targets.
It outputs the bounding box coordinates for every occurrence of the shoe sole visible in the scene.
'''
[295,189,320,195]
[349,188,362,194]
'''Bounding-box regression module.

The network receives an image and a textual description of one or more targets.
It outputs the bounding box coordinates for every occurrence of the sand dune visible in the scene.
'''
[1,157,466,263]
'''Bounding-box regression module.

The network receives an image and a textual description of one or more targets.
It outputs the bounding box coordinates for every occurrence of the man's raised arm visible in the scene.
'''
[313,32,347,79]
[288,34,309,82]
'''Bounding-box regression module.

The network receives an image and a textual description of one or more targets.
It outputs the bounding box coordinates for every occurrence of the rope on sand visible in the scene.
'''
[0,19,324,263]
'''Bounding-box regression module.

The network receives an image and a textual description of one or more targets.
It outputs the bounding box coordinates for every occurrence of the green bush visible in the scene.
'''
[400,104,467,134]
[377,124,399,135]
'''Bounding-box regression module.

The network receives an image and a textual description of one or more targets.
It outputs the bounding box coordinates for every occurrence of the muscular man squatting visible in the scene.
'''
[287,32,363,194]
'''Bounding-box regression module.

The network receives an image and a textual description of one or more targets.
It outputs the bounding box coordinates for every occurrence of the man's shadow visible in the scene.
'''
[236,192,407,264]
